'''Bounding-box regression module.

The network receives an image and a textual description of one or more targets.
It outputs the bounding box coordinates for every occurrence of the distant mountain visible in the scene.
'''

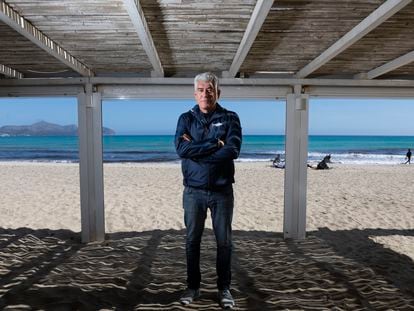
[0,121,115,136]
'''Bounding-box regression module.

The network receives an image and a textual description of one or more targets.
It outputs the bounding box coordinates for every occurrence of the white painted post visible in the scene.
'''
[283,86,309,239]
[77,84,105,243]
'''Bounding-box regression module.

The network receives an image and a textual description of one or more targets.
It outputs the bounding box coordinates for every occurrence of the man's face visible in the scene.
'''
[194,80,220,113]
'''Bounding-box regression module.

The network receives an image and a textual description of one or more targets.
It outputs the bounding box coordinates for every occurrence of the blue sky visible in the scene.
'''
[0,97,413,135]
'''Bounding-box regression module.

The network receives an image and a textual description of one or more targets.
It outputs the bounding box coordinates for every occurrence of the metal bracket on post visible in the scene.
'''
[283,85,309,239]
[85,83,94,108]
[78,84,105,243]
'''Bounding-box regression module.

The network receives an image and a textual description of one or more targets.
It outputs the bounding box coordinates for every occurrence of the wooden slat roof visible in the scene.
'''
[1,0,413,80]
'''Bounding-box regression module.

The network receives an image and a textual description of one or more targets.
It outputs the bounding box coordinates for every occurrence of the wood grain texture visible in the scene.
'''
[0,0,413,78]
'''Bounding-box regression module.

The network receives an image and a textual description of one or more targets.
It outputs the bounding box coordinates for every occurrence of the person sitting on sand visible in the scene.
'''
[405,148,411,164]
[272,154,281,166]
[272,154,285,168]
[322,154,331,163]
[316,157,330,170]
[308,155,331,170]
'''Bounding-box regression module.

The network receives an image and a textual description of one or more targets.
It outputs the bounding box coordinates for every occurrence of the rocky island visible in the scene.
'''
[0,121,115,136]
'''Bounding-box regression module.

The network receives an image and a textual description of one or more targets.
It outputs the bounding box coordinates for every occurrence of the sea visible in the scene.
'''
[0,135,413,165]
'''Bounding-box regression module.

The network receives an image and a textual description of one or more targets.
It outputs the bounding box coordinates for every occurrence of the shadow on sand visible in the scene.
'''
[0,227,413,310]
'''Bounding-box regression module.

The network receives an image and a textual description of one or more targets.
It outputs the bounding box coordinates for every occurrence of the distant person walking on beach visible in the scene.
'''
[175,72,242,309]
[405,148,412,164]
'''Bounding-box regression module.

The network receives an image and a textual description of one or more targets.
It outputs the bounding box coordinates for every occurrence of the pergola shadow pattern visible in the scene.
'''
[0,227,413,310]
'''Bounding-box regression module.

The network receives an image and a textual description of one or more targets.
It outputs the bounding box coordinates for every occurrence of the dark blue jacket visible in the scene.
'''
[175,103,242,190]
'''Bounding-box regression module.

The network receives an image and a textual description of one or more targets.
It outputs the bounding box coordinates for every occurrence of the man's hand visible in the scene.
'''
[182,133,192,142]
[218,139,225,148]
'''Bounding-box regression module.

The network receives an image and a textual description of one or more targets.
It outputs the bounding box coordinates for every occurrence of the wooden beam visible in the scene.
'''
[122,0,164,77]
[2,77,414,88]
[0,0,93,77]
[225,0,274,78]
[363,50,414,79]
[296,0,412,78]
[3,84,414,99]
[0,64,23,79]
[305,86,414,98]
[99,85,292,99]
[0,86,83,97]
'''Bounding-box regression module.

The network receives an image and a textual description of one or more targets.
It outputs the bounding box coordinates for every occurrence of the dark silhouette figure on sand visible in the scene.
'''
[308,154,331,170]
[272,154,285,169]
[405,149,411,164]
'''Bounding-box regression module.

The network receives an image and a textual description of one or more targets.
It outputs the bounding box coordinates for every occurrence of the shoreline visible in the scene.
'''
[0,159,412,167]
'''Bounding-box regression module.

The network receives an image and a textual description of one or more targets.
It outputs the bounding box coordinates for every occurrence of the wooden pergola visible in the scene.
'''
[1,0,414,243]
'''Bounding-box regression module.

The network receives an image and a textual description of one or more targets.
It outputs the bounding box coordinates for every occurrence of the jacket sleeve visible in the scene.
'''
[175,113,220,159]
[199,113,242,163]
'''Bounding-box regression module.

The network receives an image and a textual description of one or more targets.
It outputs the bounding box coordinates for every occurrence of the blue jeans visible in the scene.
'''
[183,186,234,290]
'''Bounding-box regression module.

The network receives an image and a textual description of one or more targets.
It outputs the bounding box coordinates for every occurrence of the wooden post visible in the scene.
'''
[77,84,105,243]
[283,86,309,239]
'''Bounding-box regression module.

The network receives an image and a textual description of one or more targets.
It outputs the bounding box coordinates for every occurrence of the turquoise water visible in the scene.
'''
[0,135,413,164]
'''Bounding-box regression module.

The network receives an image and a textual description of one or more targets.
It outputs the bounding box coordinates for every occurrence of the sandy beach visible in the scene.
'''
[0,161,413,309]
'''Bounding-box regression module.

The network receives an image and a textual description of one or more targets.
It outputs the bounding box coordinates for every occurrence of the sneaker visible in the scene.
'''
[179,288,200,305]
[218,289,235,309]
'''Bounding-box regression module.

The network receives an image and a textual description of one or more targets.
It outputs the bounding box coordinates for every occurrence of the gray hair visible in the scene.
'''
[194,72,220,91]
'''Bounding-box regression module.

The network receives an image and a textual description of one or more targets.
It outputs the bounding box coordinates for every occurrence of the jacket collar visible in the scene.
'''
[191,103,225,124]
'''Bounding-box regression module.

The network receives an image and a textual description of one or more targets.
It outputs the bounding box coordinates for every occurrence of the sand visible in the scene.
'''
[0,162,413,309]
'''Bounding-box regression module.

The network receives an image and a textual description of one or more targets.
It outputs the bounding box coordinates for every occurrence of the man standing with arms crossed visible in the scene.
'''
[175,72,242,309]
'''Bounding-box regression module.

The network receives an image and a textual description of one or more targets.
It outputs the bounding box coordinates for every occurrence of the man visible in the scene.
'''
[405,148,412,164]
[175,72,242,309]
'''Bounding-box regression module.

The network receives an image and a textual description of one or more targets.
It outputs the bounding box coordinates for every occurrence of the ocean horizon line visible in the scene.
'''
[2,133,414,138]
[110,134,414,137]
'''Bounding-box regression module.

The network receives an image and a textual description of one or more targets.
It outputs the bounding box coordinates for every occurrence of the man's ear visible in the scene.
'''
[217,89,221,99]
